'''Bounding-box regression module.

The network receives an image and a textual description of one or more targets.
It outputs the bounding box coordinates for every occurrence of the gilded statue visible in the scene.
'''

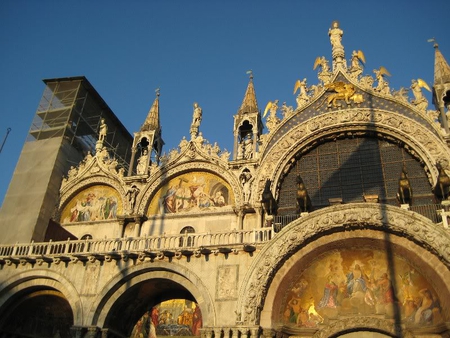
[433,164,450,201]
[328,21,343,50]
[313,56,332,85]
[293,79,309,108]
[373,66,391,95]
[261,179,278,216]
[410,79,431,111]
[349,50,365,79]
[325,82,358,107]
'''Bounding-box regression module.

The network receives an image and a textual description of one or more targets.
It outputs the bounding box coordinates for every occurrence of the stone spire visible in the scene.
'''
[141,89,160,131]
[431,42,450,133]
[238,71,259,115]
[233,72,263,161]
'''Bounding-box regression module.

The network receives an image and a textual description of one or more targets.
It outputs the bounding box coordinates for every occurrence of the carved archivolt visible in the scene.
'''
[256,109,450,196]
[236,203,450,325]
[311,317,414,338]
[137,160,243,215]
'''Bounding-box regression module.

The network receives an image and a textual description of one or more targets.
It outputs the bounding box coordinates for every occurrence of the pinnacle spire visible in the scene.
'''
[238,71,259,115]
[141,89,160,131]
[433,43,450,86]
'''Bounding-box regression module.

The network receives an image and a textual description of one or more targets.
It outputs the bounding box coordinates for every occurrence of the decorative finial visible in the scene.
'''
[427,38,439,49]
[246,70,253,79]
[155,88,160,97]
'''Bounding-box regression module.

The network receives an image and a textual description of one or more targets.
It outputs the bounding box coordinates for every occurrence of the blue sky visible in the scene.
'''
[0,0,449,207]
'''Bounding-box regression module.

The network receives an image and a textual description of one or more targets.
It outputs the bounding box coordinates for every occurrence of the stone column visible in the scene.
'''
[128,148,137,176]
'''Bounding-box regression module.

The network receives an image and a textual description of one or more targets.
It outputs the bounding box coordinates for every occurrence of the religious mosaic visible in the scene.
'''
[147,172,233,215]
[61,185,122,223]
[280,249,443,328]
[130,299,202,338]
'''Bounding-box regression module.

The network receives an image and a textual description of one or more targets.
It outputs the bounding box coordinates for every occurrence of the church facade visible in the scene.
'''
[0,22,450,338]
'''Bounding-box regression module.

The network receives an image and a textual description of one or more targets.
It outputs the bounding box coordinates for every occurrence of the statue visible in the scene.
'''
[280,102,294,118]
[294,79,310,108]
[136,149,149,175]
[411,79,431,111]
[125,185,140,213]
[179,136,189,152]
[99,118,108,141]
[264,100,280,133]
[243,133,254,159]
[349,50,365,79]
[296,175,311,213]
[373,66,391,95]
[329,21,343,49]
[240,171,254,204]
[220,149,230,162]
[325,82,357,107]
[397,168,412,205]
[313,56,332,85]
[261,179,278,216]
[190,102,202,138]
[433,164,450,201]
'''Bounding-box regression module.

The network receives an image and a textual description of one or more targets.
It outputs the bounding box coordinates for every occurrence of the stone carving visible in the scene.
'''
[328,21,346,69]
[179,136,189,152]
[410,78,431,112]
[99,118,107,142]
[294,79,310,108]
[348,50,365,79]
[264,100,280,133]
[190,102,202,139]
[125,185,140,214]
[313,56,332,85]
[373,66,391,95]
[280,102,294,119]
[392,87,409,103]
[237,203,450,326]
[136,149,150,175]
[240,170,254,204]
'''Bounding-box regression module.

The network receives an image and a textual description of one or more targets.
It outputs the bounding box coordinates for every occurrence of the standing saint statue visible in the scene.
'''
[190,102,203,139]
[99,118,108,142]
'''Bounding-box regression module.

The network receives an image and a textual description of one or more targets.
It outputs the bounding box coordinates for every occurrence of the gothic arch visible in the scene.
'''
[0,269,83,326]
[137,160,243,214]
[256,109,450,196]
[89,261,216,330]
[236,203,450,326]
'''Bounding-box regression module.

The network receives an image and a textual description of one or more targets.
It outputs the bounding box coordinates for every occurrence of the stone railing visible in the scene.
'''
[0,228,274,264]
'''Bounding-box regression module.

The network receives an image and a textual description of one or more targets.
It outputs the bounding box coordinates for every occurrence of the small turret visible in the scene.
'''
[431,41,450,132]
[233,71,263,161]
[128,89,164,176]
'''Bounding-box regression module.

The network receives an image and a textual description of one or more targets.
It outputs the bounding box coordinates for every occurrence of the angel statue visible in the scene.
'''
[410,78,431,112]
[294,79,309,108]
[373,66,391,95]
[264,100,280,133]
[349,50,365,79]
[313,56,332,85]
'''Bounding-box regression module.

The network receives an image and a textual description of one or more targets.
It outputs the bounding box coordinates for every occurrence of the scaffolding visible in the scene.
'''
[27,76,133,171]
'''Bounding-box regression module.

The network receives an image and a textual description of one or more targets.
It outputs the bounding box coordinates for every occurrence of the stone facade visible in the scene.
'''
[1,23,450,338]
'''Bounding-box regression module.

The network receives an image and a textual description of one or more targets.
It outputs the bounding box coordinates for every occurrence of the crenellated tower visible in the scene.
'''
[232,72,263,161]
[128,90,164,176]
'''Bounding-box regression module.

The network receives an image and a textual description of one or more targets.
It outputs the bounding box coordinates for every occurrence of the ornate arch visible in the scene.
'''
[312,317,414,338]
[89,261,216,328]
[0,269,83,326]
[256,109,450,196]
[137,160,243,214]
[236,203,450,326]
[59,175,127,213]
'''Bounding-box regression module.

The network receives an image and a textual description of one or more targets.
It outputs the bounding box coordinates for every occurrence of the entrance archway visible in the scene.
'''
[0,289,73,337]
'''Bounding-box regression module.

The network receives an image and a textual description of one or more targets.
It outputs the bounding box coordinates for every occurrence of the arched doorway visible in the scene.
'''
[0,288,73,337]
[102,278,204,337]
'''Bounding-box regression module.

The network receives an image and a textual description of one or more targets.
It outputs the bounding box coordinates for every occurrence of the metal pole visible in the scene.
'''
[0,127,11,154]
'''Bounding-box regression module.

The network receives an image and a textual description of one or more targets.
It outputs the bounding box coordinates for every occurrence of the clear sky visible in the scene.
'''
[0,0,449,207]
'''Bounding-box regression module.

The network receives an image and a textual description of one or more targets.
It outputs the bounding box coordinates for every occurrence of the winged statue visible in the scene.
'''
[263,100,279,118]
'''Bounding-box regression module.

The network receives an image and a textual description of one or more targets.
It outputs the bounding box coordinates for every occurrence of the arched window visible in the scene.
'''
[179,226,195,247]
